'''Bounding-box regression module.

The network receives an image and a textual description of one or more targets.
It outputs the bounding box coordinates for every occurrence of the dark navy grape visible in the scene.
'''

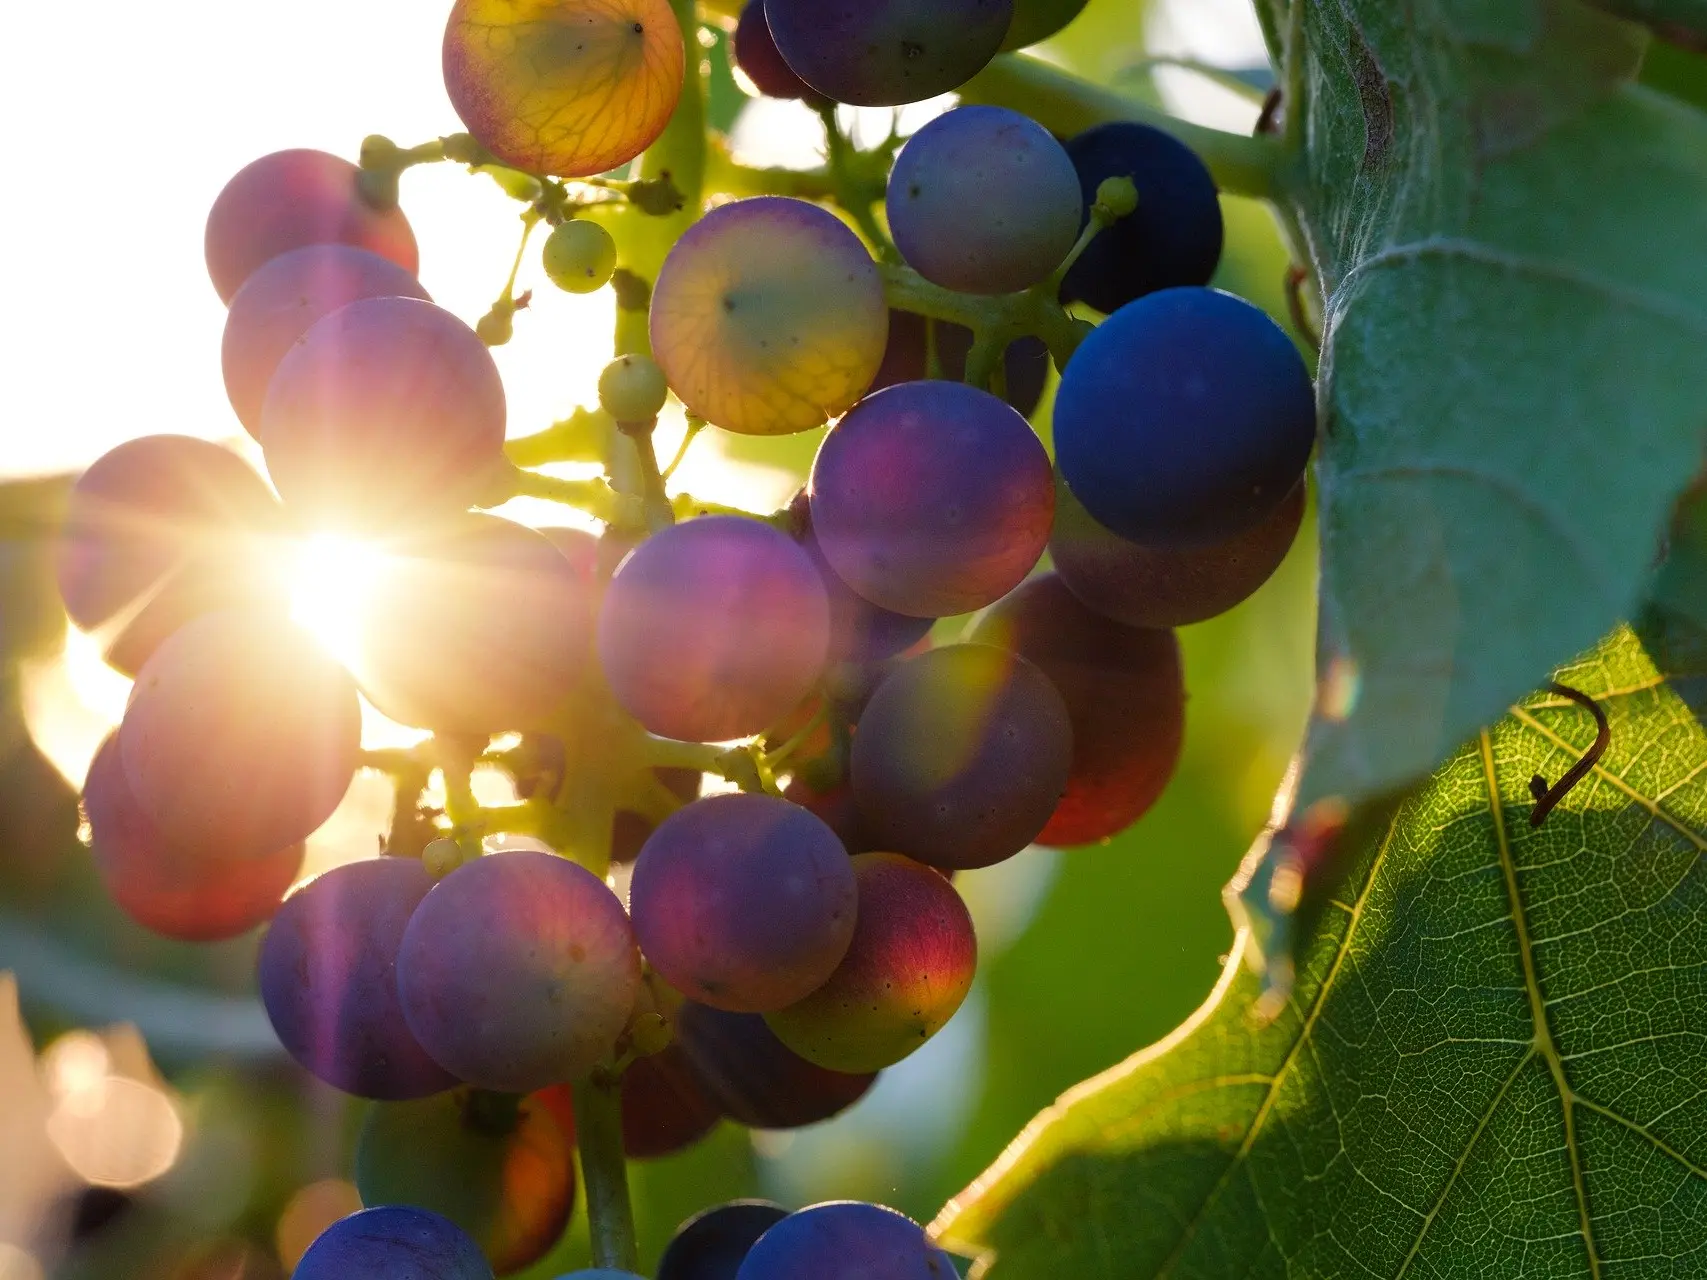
[658,1201,788,1280]
[674,1001,876,1129]
[732,2,821,102]
[734,1202,948,1280]
[291,1205,492,1280]
[1060,121,1223,314]
[764,0,1013,106]
[1053,287,1315,545]
[866,311,1049,418]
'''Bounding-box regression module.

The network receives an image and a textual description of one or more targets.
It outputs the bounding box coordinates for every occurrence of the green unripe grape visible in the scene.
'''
[423,837,464,879]
[599,354,669,423]
[1094,175,1139,222]
[543,220,618,294]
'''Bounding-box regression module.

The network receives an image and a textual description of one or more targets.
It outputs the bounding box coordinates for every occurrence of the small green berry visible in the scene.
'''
[543,220,619,295]
[422,837,463,880]
[1093,175,1139,221]
[599,354,669,423]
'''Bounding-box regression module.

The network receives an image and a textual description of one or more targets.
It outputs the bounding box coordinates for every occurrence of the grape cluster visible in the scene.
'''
[58,0,1316,1275]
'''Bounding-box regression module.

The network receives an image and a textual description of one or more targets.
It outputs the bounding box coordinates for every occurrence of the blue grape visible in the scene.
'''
[1053,287,1315,544]
[732,2,821,103]
[865,310,1049,418]
[734,1202,949,1280]
[789,495,934,667]
[809,381,1053,618]
[657,1201,788,1280]
[674,1001,875,1129]
[598,517,831,742]
[1060,122,1223,314]
[887,106,1081,294]
[259,857,459,1100]
[292,1205,491,1280]
[764,0,1013,106]
[632,793,856,1013]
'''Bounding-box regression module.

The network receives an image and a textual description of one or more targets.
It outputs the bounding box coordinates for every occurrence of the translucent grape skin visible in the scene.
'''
[1053,287,1316,545]
[259,857,459,1100]
[657,1201,788,1280]
[734,1202,950,1280]
[674,1001,876,1129]
[291,1205,493,1280]
[621,1043,724,1159]
[1001,0,1092,49]
[731,2,821,103]
[83,736,303,942]
[354,1089,575,1275]
[261,296,507,529]
[887,106,1082,295]
[632,793,857,1013]
[397,852,641,1094]
[764,0,1013,107]
[1052,474,1306,628]
[866,310,1048,419]
[650,197,888,436]
[972,573,1184,847]
[205,149,419,304]
[56,435,284,675]
[119,611,362,861]
[1060,122,1224,315]
[809,381,1054,618]
[852,644,1073,870]
[351,515,596,734]
[764,853,976,1073]
[598,516,831,742]
[442,0,684,178]
[222,244,429,437]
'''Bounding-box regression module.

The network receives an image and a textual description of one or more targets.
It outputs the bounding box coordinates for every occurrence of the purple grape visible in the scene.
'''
[205,149,418,304]
[622,1044,724,1159]
[764,0,1013,106]
[888,106,1081,294]
[866,310,1049,418]
[397,852,641,1093]
[789,496,934,666]
[674,1001,876,1129]
[734,1202,949,1280]
[732,2,821,103]
[657,1201,789,1280]
[598,517,831,742]
[631,793,856,1013]
[259,857,459,1100]
[222,244,429,438]
[291,1205,491,1280]
[809,381,1053,618]
[612,768,704,864]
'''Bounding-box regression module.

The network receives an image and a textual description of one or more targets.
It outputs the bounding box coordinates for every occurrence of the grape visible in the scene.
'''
[1053,287,1316,544]
[350,514,596,734]
[597,516,830,742]
[1052,473,1306,628]
[83,735,303,942]
[119,611,362,860]
[261,296,507,528]
[731,2,820,103]
[781,776,873,855]
[650,198,888,436]
[810,381,1053,618]
[866,310,1048,418]
[887,107,1081,295]
[259,857,459,1099]
[442,0,684,178]
[543,221,619,295]
[764,0,1013,107]
[355,1089,575,1275]
[1060,122,1224,314]
[733,1201,947,1280]
[612,768,703,863]
[205,149,419,304]
[657,1201,788,1280]
[674,1001,875,1128]
[971,573,1184,847]
[292,1205,492,1280]
[223,244,429,438]
[56,435,284,675]
[598,353,669,423]
[1001,0,1091,49]
[622,1043,723,1158]
[397,851,641,1093]
[764,853,975,1073]
[631,793,857,1012]
[851,644,1072,869]
[557,1272,645,1279]
[789,495,936,668]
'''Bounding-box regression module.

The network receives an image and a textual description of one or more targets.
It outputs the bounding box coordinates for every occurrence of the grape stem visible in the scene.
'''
[814,104,897,258]
[504,406,613,468]
[499,466,640,525]
[659,416,705,481]
[574,1073,641,1272]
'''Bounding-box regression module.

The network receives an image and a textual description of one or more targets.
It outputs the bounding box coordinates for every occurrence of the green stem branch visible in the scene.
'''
[573,1074,640,1272]
[503,407,612,468]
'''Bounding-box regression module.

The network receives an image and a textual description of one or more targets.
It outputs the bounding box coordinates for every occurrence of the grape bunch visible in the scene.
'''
[55,0,1316,1275]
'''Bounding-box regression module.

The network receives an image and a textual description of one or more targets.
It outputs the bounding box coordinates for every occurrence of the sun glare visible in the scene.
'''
[284,534,391,669]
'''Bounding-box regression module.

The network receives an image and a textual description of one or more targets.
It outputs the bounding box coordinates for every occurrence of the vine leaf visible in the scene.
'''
[934,617,1707,1276]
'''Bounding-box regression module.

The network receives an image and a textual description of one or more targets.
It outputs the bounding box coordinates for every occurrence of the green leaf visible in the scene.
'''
[935,618,1707,1276]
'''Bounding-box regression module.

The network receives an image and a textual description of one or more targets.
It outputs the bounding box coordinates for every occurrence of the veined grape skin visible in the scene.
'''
[809,381,1054,618]
[222,244,429,438]
[1053,287,1316,545]
[83,735,303,942]
[764,853,976,1074]
[674,1001,876,1129]
[852,643,1073,870]
[620,1043,724,1159]
[205,149,418,304]
[657,1200,788,1280]
[258,857,459,1101]
[866,310,1048,419]
[396,851,641,1094]
[118,611,362,861]
[887,106,1081,295]
[597,516,831,742]
[733,1201,948,1280]
[631,793,857,1013]
[650,197,888,437]
[260,296,507,529]
[290,1205,493,1280]
[764,0,1013,107]
[442,0,684,179]
[56,435,284,676]
[972,573,1184,847]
